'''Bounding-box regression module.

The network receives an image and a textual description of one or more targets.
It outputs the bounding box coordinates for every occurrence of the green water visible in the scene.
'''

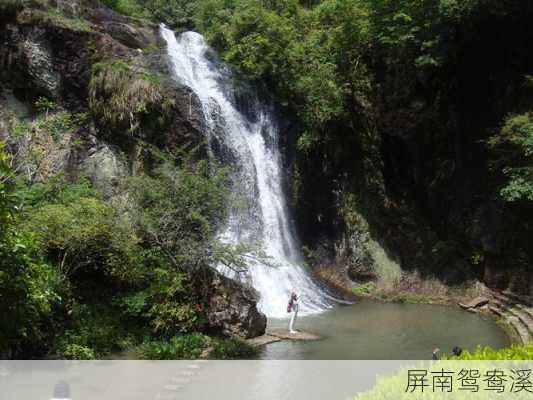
[260,301,510,359]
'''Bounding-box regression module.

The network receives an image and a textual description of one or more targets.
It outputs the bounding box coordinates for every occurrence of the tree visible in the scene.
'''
[489,112,533,202]
[0,142,60,356]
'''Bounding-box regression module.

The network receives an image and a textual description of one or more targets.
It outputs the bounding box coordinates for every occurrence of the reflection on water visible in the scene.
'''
[261,301,510,359]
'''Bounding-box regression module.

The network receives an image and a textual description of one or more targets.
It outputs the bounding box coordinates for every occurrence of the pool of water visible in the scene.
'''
[260,300,510,359]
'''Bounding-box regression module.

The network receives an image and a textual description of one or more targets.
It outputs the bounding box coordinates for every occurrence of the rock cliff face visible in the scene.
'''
[283,2,533,300]
[0,0,266,338]
[206,273,267,339]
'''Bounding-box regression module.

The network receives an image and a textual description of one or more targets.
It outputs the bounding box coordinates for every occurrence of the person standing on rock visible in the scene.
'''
[287,291,300,334]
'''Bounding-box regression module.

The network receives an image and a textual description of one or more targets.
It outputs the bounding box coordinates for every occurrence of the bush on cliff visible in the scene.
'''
[89,60,174,140]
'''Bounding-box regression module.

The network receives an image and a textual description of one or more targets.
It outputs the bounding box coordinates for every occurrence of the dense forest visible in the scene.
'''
[1,0,533,359]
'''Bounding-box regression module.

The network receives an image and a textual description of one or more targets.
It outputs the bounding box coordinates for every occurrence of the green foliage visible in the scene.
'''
[142,270,201,335]
[100,0,148,19]
[35,111,81,142]
[8,110,86,183]
[196,0,371,143]
[139,334,258,360]
[124,159,231,335]
[34,97,56,114]
[101,0,198,29]
[16,7,94,32]
[211,337,259,359]
[2,137,242,356]
[58,344,96,360]
[140,334,208,359]
[488,112,533,202]
[354,343,533,399]
[56,304,137,356]
[0,142,60,355]
[353,359,533,399]
[352,281,376,296]
[10,109,84,144]
[18,179,141,284]
[447,342,533,360]
[126,159,229,264]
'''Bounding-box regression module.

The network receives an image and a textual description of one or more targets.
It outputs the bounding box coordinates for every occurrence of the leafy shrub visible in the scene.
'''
[56,304,135,356]
[18,179,142,285]
[59,344,96,360]
[0,142,61,356]
[352,282,377,296]
[140,334,208,359]
[211,337,259,359]
[124,160,231,335]
[488,112,533,202]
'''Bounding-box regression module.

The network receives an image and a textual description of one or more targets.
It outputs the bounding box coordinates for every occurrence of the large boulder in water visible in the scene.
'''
[205,272,267,339]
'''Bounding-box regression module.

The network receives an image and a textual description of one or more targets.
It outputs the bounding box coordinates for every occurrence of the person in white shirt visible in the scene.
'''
[287,291,300,334]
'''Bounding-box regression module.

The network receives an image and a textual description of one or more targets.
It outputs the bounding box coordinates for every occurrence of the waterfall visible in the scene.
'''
[161,26,331,318]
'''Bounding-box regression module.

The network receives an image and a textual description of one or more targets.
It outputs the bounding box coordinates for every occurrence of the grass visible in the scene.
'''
[138,334,259,360]
[445,342,533,360]
[391,292,428,304]
[210,337,259,360]
[89,59,172,135]
[139,334,208,360]
[16,7,94,33]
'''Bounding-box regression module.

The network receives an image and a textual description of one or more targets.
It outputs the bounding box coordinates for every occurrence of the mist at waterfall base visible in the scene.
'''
[161,26,332,318]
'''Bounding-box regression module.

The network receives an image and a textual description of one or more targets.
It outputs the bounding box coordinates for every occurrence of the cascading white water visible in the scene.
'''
[161,26,331,318]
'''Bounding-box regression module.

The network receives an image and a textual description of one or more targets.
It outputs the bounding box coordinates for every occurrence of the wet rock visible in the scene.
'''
[102,21,158,49]
[267,329,321,341]
[459,296,489,310]
[246,335,281,347]
[81,144,127,196]
[206,273,267,339]
[22,36,61,99]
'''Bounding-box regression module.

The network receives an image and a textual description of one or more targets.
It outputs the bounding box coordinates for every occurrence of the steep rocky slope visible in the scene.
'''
[0,0,266,344]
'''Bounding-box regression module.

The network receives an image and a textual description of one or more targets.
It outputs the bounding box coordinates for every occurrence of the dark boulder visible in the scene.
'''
[205,272,267,339]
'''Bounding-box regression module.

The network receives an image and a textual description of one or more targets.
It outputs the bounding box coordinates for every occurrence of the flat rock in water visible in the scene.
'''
[459,296,489,310]
[246,335,281,347]
[267,329,321,341]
